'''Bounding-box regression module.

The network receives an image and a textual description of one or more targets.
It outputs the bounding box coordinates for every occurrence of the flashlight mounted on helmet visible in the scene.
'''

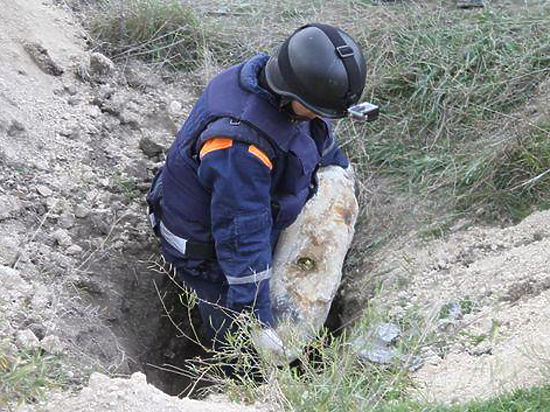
[347,102,379,122]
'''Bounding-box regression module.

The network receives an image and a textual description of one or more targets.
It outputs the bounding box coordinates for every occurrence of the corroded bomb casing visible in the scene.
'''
[270,165,358,347]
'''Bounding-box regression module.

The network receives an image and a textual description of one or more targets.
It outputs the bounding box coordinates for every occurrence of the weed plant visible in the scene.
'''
[0,347,66,408]
[376,384,550,412]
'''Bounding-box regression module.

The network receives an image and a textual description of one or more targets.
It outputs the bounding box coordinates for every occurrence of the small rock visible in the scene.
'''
[28,322,46,340]
[139,136,164,157]
[40,335,65,354]
[351,322,403,365]
[119,110,141,128]
[1,265,32,298]
[98,178,110,188]
[76,52,114,83]
[52,228,72,247]
[0,340,18,362]
[36,185,53,197]
[360,345,398,364]
[7,119,26,137]
[31,285,51,311]
[90,210,112,235]
[169,100,182,114]
[45,197,58,211]
[0,239,20,267]
[98,84,115,100]
[58,125,80,140]
[67,244,83,255]
[74,278,103,295]
[0,320,15,337]
[22,41,64,76]
[15,329,40,350]
[0,194,22,221]
[88,105,102,119]
[89,52,115,77]
[124,64,160,89]
[75,205,90,218]
[125,159,151,182]
[373,322,400,345]
[58,211,76,229]
[67,96,81,106]
[64,83,78,96]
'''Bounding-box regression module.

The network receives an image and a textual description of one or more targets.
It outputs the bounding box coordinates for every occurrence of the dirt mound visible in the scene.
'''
[17,372,268,412]
[370,210,550,403]
[0,0,203,406]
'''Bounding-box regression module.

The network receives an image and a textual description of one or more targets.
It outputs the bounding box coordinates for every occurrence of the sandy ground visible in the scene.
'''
[371,210,550,403]
[17,372,266,412]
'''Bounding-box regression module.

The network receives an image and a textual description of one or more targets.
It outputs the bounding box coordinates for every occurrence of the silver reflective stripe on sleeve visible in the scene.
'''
[148,212,157,228]
[226,267,272,285]
[159,221,187,255]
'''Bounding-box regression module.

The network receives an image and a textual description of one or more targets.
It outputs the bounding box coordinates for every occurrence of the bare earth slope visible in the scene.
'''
[372,210,550,403]
[0,0,241,408]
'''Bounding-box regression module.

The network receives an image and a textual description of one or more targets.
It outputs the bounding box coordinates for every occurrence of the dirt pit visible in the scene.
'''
[82,251,211,396]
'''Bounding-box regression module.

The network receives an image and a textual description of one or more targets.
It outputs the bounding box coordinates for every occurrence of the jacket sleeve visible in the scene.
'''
[197,139,274,327]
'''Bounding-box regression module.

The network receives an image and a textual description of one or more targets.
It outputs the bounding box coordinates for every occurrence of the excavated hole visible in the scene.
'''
[83,241,212,397]
[83,233,355,397]
[141,277,212,397]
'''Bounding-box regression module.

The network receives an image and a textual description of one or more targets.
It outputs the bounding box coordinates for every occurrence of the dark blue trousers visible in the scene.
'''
[176,267,235,349]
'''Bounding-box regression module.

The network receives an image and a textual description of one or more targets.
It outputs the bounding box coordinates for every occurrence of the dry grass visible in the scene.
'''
[87,0,239,70]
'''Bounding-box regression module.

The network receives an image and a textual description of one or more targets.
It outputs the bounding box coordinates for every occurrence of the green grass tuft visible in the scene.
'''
[0,347,67,408]
[376,384,550,411]
[88,0,240,70]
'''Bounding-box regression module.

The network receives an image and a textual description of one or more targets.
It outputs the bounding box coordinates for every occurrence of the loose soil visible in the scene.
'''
[0,0,208,407]
[369,210,550,403]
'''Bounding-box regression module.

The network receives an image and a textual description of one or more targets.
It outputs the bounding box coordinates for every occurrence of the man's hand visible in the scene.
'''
[251,327,295,366]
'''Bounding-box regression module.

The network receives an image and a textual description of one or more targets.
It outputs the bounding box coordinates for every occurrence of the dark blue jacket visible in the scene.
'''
[148,55,348,326]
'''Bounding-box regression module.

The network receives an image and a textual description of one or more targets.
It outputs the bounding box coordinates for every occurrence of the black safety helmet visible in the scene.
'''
[265,23,367,119]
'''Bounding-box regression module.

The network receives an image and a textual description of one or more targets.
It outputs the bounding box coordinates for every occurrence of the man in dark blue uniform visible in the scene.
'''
[147,23,367,359]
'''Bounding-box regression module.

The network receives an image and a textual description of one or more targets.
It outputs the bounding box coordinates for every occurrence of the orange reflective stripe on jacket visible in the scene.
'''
[248,145,273,170]
[199,138,234,159]
[200,138,273,170]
